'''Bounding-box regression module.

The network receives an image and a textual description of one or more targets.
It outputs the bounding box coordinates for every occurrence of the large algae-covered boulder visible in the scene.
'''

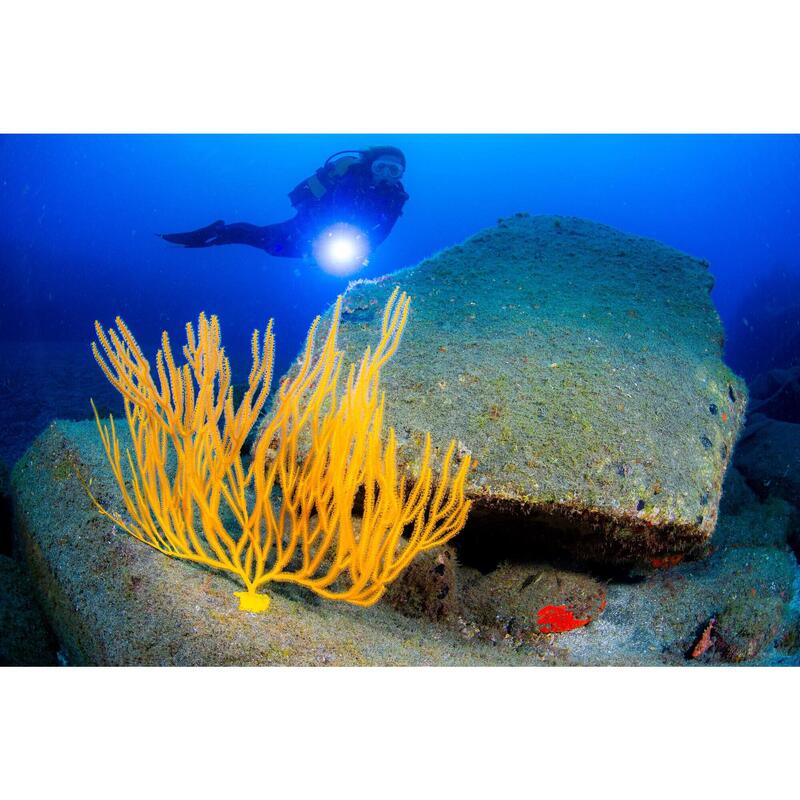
[11,421,795,666]
[305,215,747,564]
[1,458,12,556]
[735,416,800,507]
[10,421,527,666]
[0,555,58,665]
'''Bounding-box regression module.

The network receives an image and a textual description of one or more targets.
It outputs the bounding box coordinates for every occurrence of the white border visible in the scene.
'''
[1,1,799,132]
[1,2,798,795]
[2,667,798,796]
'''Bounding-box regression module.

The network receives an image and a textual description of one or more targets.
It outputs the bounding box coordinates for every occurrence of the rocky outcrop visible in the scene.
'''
[11,420,796,666]
[735,415,800,507]
[0,555,57,665]
[10,422,523,666]
[13,217,796,667]
[748,366,800,423]
[0,459,11,556]
[288,215,747,565]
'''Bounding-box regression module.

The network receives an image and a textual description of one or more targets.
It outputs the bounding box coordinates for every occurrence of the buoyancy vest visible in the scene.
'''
[288,156,360,208]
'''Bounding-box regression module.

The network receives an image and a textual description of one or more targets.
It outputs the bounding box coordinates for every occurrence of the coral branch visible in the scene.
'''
[86,289,471,611]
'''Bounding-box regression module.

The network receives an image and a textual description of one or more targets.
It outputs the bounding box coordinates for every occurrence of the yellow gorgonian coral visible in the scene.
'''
[87,288,471,612]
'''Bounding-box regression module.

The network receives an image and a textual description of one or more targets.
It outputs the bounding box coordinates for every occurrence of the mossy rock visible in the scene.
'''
[459,562,607,644]
[735,417,800,507]
[10,420,796,666]
[382,546,458,622]
[277,215,747,566]
[715,595,786,663]
[0,459,11,557]
[0,459,9,498]
[10,422,534,666]
[0,555,58,665]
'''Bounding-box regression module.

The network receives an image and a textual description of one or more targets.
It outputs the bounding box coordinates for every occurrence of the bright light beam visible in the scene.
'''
[312,223,370,276]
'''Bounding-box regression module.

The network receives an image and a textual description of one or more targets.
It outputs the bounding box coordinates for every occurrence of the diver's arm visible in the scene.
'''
[365,185,408,247]
[365,213,401,248]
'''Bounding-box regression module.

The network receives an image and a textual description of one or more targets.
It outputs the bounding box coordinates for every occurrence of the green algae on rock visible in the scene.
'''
[11,422,522,666]
[0,458,12,556]
[10,420,796,665]
[459,562,607,644]
[288,215,747,565]
[0,555,58,665]
[735,415,800,507]
[383,546,459,622]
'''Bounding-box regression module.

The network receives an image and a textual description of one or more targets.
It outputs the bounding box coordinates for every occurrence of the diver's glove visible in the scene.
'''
[159,220,226,248]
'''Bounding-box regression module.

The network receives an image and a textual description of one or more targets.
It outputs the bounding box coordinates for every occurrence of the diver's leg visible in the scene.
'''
[160,219,307,256]
[159,220,226,248]
[159,220,271,250]
[210,222,275,249]
[256,218,308,258]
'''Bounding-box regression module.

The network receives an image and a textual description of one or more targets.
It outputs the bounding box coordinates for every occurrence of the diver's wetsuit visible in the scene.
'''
[160,153,409,259]
[166,217,312,258]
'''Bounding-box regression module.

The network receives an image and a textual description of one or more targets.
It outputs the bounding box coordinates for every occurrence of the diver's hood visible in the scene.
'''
[363,146,406,168]
[325,146,406,169]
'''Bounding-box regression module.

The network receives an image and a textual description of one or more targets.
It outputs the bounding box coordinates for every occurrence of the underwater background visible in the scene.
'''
[3,135,800,668]
[1,134,799,467]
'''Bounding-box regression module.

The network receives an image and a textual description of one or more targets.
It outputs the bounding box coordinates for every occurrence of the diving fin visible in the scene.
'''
[159,220,225,248]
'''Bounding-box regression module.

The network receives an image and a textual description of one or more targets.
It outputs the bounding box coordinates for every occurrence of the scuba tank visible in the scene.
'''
[287,146,406,208]
[288,152,361,208]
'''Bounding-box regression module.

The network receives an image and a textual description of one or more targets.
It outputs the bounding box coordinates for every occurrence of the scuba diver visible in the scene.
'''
[159,146,408,272]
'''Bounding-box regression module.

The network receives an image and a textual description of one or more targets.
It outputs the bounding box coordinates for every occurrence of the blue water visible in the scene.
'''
[1,134,799,464]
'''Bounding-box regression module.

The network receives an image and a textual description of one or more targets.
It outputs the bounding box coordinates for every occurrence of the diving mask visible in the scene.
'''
[371,157,404,183]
